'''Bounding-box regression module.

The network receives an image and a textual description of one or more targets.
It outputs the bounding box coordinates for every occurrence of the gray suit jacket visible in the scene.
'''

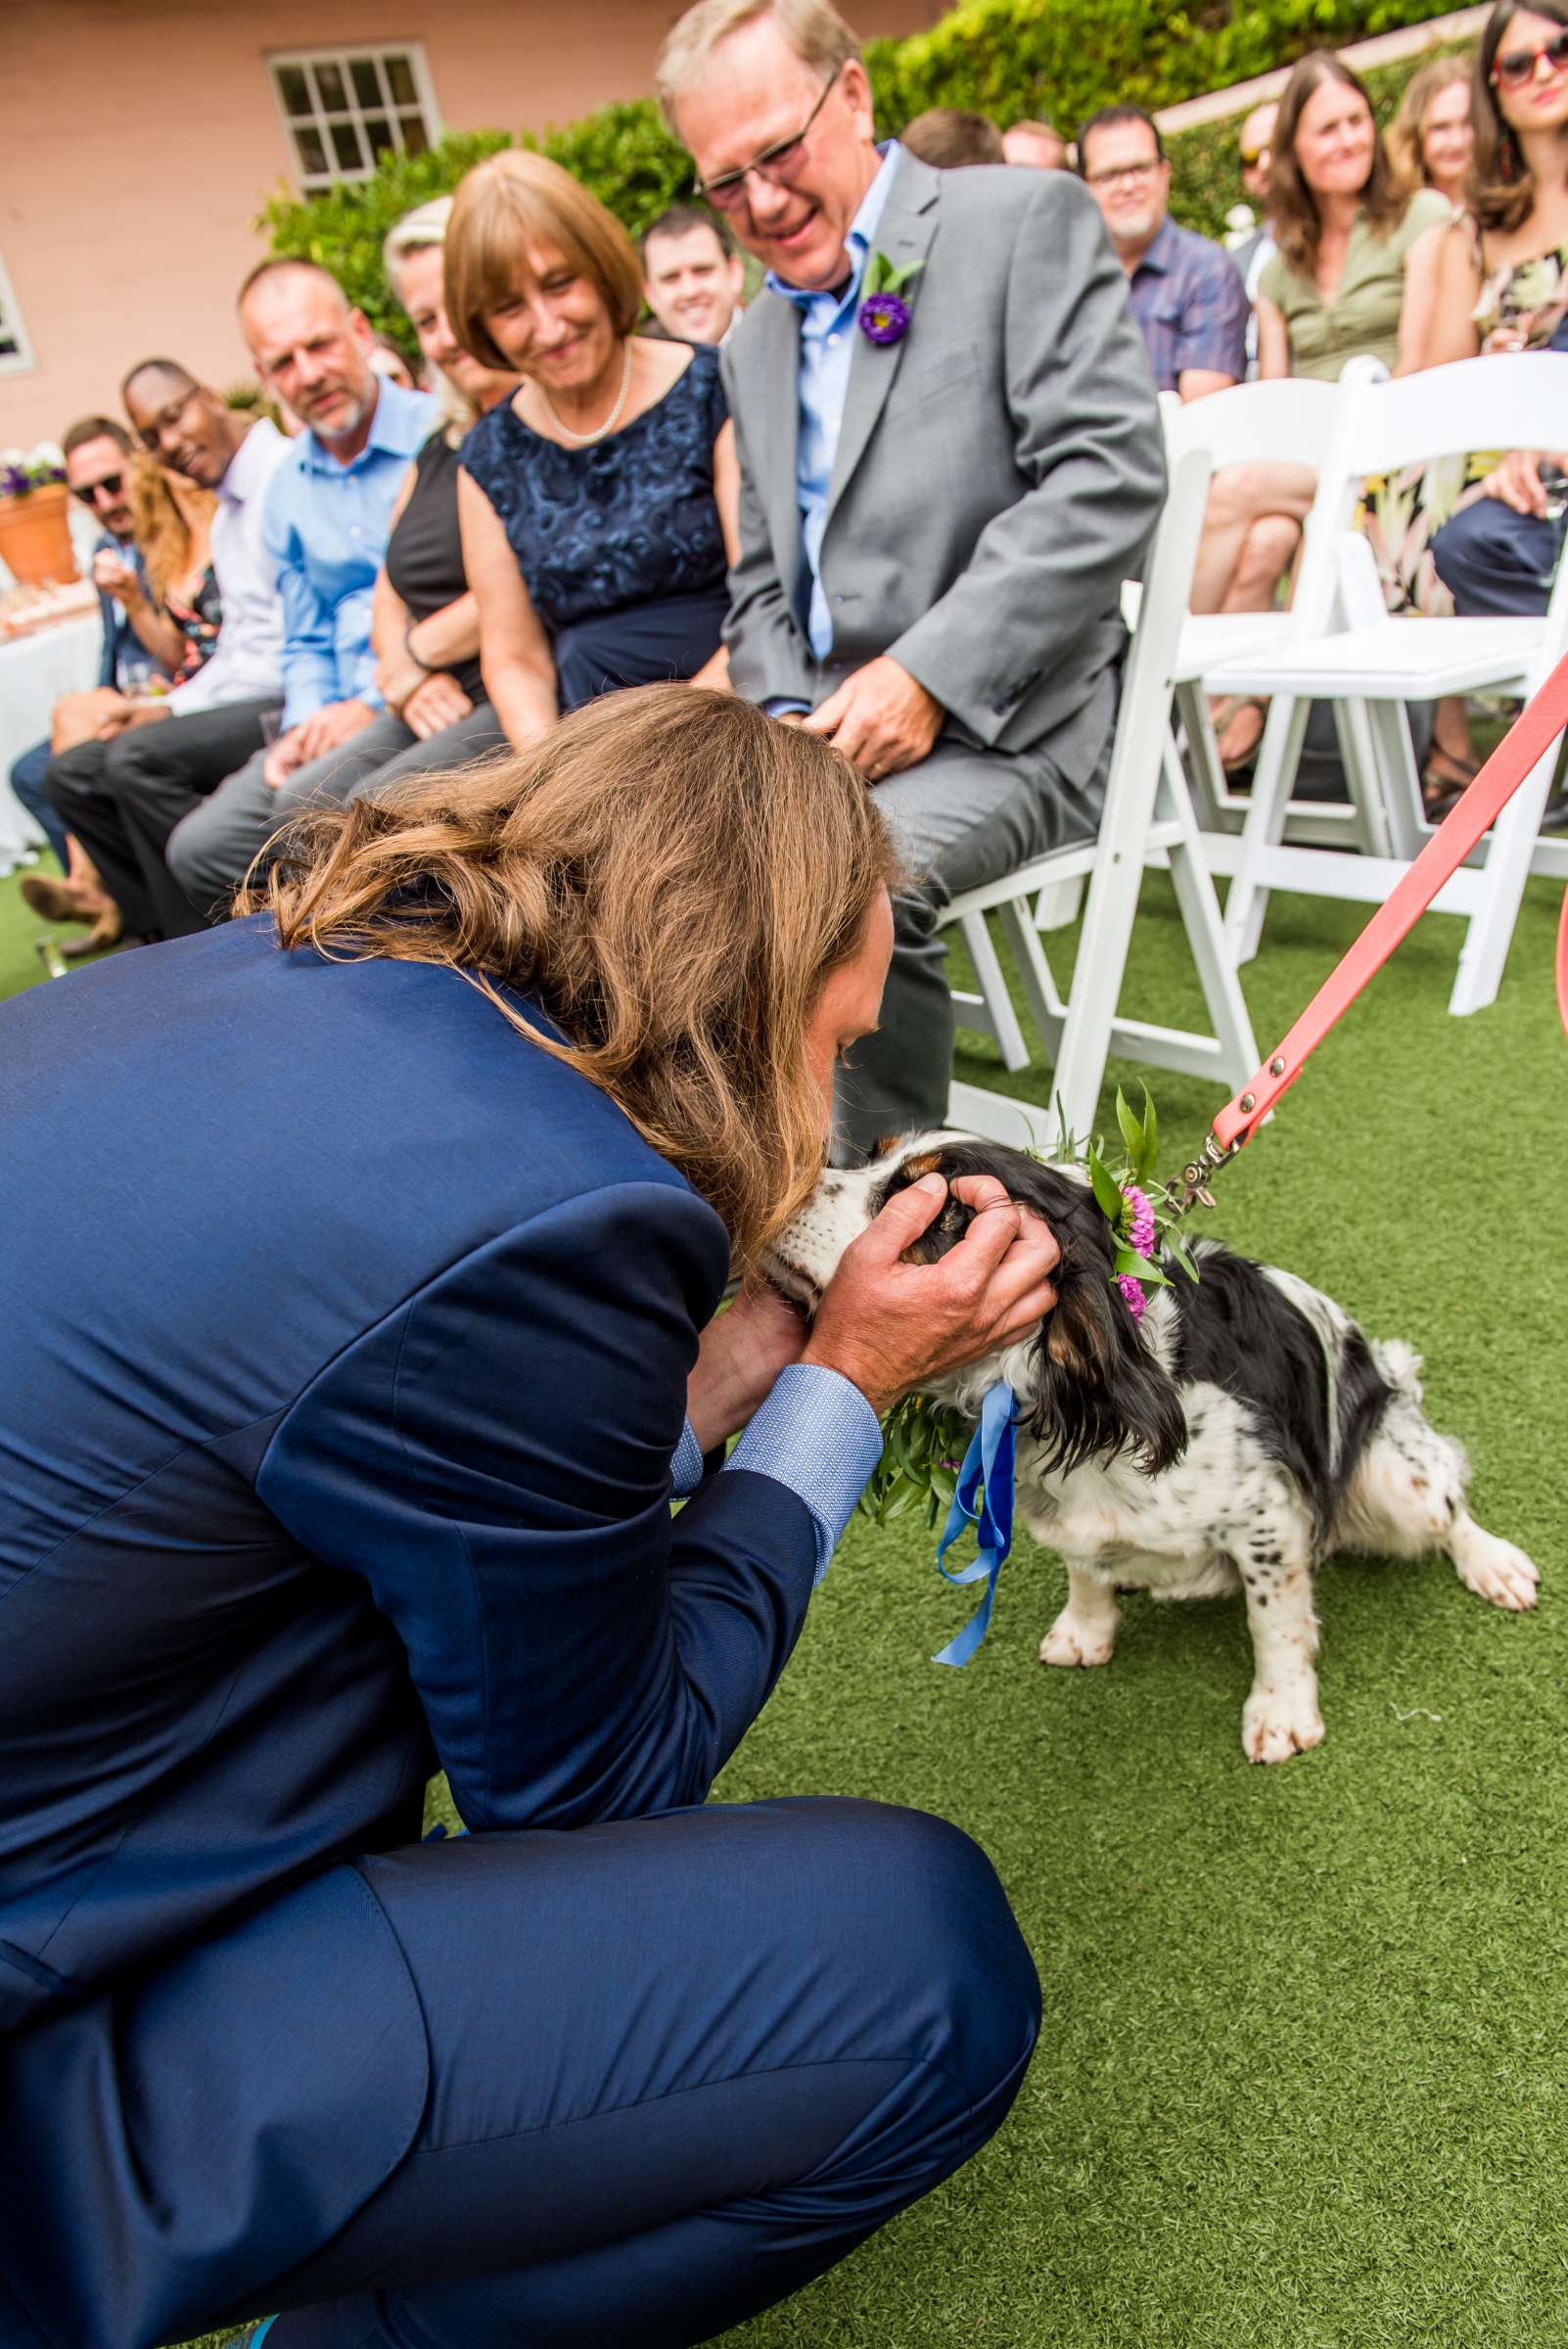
[721,152,1167,763]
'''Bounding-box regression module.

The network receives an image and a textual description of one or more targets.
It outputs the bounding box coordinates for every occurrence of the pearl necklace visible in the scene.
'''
[537,344,634,445]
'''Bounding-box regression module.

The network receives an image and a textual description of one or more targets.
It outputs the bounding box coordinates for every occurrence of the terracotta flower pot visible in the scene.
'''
[0,483,79,587]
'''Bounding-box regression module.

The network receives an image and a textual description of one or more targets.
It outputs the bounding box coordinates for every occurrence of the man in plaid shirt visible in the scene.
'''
[1080,105,1250,400]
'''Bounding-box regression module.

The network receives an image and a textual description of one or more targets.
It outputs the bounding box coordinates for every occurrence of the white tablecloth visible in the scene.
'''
[0,616,101,872]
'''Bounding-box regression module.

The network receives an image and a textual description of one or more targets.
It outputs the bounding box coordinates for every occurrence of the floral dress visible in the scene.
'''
[1371,235,1568,616]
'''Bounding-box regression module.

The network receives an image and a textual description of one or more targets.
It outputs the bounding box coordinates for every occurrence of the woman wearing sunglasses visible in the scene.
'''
[1422,3,1568,820]
[1429,2,1568,367]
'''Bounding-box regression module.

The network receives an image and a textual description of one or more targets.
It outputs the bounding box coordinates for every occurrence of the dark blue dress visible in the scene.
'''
[460,344,731,711]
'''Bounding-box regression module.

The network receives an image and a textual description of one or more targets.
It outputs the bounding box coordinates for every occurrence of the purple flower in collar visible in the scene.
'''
[859,291,911,345]
[857,250,923,346]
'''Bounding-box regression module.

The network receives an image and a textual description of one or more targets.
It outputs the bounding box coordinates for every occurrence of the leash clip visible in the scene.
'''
[1162,1130,1238,1225]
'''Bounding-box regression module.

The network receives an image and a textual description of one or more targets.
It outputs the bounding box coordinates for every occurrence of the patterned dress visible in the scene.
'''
[1377,236,1568,616]
[459,345,731,712]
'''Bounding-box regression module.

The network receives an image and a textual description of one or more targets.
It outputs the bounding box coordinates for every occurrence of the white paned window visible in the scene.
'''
[0,254,34,376]
[268,46,441,191]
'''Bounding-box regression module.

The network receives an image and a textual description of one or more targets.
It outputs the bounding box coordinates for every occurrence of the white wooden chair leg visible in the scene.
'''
[1049,839,1151,1141]
[1365,698,1424,862]
[955,909,1031,1072]
[1223,693,1311,965]
[1034,878,1084,932]
[1175,680,1233,832]
[1332,695,1393,858]
[1449,738,1559,1014]
[1158,757,1260,1084]
[996,897,1066,1057]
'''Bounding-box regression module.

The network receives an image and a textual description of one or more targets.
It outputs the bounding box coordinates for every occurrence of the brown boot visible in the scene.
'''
[58,907,124,958]
[20,872,108,926]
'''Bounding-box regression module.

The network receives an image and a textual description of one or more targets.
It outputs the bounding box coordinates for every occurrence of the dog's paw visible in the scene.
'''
[1241,1681,1325,1765]
[1453,1532,1539,1613]
[1039,1615,1116,1669]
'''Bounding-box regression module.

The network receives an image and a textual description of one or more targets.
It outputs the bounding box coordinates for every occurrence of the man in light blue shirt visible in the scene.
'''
[161,259,437,923]
[768,140,899,671]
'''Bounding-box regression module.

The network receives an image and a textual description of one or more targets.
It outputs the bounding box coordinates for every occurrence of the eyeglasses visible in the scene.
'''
[71,472,124,505]
[698,69,840,212]
[1492,27,1568,89]
[1084,158,1163,190]
[139,387,201,455]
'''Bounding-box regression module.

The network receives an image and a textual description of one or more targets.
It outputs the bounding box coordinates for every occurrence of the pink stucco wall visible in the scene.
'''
[0,0,934,447]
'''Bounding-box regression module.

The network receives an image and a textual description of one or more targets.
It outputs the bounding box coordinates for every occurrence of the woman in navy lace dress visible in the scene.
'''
[447,152,739,741]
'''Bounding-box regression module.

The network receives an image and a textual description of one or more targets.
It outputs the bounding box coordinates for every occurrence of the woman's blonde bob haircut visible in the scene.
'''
[246,686,900,1263]
[443,150,643,372]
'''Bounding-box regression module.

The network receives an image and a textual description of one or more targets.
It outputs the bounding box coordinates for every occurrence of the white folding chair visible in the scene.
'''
[1209,353,1568,1013]
[944,444,1259,1151]
[1157,365,1394,849]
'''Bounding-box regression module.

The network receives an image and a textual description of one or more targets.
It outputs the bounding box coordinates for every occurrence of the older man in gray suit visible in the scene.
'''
[659,0,1166,1157]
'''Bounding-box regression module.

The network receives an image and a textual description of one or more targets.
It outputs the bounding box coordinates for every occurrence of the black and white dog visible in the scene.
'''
[766,1133,1538,1764]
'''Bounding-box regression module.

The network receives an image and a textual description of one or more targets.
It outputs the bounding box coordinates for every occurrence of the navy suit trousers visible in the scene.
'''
[4,1799,1039,2349]
[1430,494,1560,619]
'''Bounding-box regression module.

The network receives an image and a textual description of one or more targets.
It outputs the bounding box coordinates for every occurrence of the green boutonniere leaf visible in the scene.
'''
[864,251,924,299]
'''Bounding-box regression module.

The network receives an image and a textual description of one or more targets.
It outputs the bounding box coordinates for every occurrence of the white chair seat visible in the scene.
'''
[1174,611,1292,685]
[1210,614,1545,700]
[1120,586,1290,685]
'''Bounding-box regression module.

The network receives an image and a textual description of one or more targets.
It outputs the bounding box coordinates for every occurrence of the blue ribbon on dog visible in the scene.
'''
[932,1380,1018,1667]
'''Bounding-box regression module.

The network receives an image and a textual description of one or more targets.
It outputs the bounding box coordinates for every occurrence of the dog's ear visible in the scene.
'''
[1025,1187,1187,1480]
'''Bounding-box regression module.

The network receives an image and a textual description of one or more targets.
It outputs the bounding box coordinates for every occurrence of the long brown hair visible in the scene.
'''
[245,686,901,1263]
[1472,0,1568,233]
[1387,54,1472,194]
[128,454,214,605]
[1269,50,1408,276]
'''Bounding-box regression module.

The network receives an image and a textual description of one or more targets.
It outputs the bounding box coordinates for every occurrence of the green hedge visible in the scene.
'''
[257,1,1470,347]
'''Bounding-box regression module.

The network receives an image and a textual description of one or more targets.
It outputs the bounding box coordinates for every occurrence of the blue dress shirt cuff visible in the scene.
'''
[671,1417,706,1497]
[725,1362,883,1584]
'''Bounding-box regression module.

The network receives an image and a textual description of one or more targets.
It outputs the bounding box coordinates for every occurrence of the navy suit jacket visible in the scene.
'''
[0,918,818,2330]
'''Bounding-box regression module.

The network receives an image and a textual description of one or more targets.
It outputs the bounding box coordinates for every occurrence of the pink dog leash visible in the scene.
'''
[1170,644,1568,1218]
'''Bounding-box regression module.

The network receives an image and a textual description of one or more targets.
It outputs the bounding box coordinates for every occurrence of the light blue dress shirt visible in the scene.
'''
[671,1362,883,1584]
[764,142,901,664]
[260,377,438,728]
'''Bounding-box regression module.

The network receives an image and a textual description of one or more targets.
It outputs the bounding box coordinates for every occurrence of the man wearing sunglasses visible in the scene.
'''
[657,0,1165,1160]
[31,368,294,951]
[10,417,174,943]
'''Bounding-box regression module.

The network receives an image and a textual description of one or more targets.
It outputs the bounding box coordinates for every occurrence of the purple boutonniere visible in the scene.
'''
[858,251,922,345]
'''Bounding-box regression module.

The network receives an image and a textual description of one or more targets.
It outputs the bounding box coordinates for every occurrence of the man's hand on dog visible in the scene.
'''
[801,1172,1060,1416]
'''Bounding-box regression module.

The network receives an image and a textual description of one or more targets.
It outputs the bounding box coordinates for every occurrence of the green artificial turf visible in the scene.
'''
[6,863,1565,2349]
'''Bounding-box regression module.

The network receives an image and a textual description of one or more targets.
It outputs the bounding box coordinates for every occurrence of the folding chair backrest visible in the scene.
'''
[1162,375,1344,473]
[1309,350,1568,647]
[1331,350,1568,479]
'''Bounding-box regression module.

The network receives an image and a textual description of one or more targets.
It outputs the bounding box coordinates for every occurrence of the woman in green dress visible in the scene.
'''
[1197,53,1452,775]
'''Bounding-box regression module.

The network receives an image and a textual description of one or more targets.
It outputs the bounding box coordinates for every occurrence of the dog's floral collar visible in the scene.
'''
[858,251,922,345]
[1082,1085,1199,1319]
